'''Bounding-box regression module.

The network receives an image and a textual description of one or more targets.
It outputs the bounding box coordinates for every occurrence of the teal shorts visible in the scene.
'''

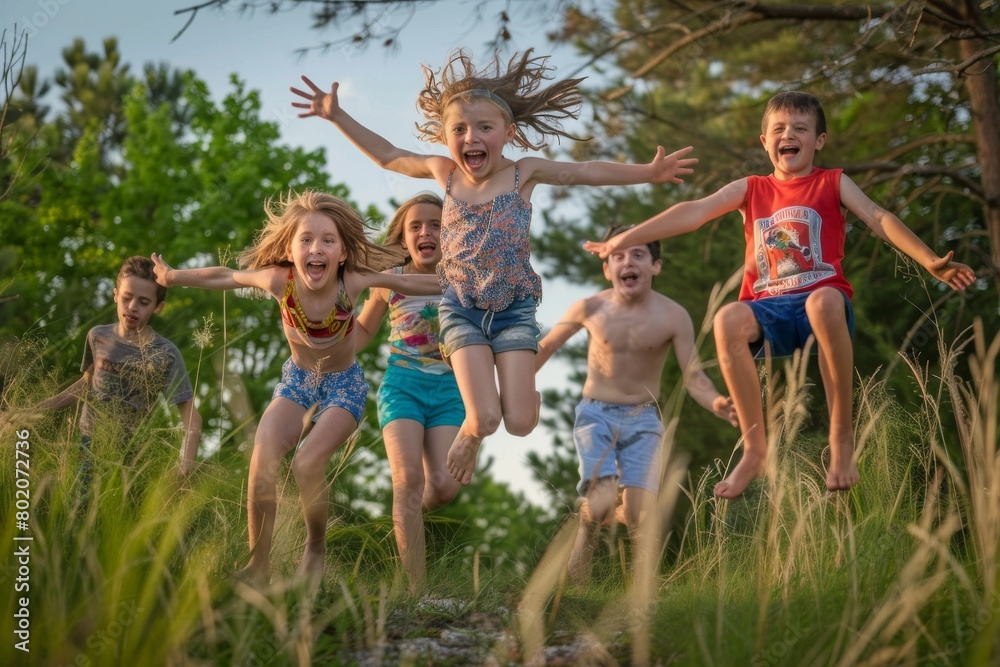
[376,364,465,429]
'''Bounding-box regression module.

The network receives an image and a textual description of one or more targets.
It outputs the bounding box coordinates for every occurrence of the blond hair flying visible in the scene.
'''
[415,49,586,151]
[238,190,406,273]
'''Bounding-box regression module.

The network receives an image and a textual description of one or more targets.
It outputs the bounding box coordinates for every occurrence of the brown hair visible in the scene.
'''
[118,256,167,304]
[415,49,586,151]
[761,91,827,135]
[603,225,661,263]
[238,190,406,273]
[383,193,443,265]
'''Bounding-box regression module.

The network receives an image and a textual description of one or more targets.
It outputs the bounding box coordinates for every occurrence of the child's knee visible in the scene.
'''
[466,407,502,437]
[805,287,848,323]
[714,302,757,343]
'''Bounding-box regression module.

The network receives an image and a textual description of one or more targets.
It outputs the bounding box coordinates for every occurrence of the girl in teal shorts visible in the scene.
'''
[355,193,463,593]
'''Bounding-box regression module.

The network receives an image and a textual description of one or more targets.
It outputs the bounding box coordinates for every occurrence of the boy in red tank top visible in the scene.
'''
[584,91,976,499]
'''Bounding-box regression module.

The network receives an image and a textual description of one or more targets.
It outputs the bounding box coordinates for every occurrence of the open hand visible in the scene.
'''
[291,76,341,121]
[648,145,697,185]
[927,251,976,292]
[150,253,174,287]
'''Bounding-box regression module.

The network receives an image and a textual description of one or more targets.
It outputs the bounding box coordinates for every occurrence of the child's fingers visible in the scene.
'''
[299,75,325,93]
[289,86,313,100]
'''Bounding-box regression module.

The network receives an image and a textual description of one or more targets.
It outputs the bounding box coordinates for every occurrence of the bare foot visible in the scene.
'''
[446,431,482,485]
[826,435,859,491]
[296,547,325,593]
[713,452,766,499]
[232,563,269,589]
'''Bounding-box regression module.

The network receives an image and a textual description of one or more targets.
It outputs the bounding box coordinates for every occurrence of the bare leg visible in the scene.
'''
[446,345,501,485]
[713,303,768,499]
[806,288,858,491]
[290,407,359,588]
[237,398,304,586]
[495,349,540,436]
[383,419,459,594]
[569,477,617,586]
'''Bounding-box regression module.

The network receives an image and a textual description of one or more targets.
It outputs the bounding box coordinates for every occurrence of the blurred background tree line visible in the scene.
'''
[1,0,997,565]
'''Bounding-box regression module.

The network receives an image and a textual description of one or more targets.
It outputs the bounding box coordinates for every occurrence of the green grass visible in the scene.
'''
[1,319,998,665]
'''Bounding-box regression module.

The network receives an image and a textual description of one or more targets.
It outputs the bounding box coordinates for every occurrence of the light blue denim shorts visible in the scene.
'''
[573,398,665,495]
[272,359,367,424]
[376,364,465,429]
[438,288,540,357]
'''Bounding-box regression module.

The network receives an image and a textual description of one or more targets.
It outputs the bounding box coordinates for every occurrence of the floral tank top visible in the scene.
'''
[437,165,542,311]
[385,267,450,375]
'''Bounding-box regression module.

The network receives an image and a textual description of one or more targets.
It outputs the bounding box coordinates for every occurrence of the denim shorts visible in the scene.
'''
[746,290,855,359]
[437,288,540,357]
[376,364,465,429]
[573,398,665,495]
[272,359,367,424]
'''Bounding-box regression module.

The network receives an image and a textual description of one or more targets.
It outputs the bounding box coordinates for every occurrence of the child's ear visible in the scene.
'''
[112,288,119,303]
[505,123,516,143]
[651,259,662,276]
[153,301,165,315]
[602,261,612,282]
[815,132,827,151]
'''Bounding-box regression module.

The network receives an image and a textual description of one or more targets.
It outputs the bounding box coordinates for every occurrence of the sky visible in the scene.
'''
[3,0,600,505]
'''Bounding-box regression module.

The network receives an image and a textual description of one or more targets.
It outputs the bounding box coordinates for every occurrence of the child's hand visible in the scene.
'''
[927,251,976,291]
[713,395,738,428]
[648,145,697,185]
[151,253,174,287]
[291,76,342,121]
[582,240,612,259]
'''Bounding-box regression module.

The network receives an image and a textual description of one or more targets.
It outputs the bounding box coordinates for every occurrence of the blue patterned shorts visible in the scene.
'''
[272,359,367,424]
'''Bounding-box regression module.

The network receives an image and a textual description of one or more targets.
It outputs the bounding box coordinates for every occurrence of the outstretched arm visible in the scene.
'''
[671,309,738,427]
[583,178,748,258]
[291,76,451,182]
[840,175,975,291]
[358,270,441,297]
[152,254,278,294]
[536,299,586,372]
[523,145,697,189]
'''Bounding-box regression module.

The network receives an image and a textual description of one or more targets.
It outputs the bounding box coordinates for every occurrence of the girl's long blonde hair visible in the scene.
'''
[238,190,406,273]
[416,48,586,151]
[383,192,443,265]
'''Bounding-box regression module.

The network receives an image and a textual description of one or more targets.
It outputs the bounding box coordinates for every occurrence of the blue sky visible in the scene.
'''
[3,0,599,504]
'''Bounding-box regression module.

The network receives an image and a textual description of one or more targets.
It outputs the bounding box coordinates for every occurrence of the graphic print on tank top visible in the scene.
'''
[752,206,836,296]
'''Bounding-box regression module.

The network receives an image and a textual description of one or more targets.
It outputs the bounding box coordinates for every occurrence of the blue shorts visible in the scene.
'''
[272,359,367,424]
[376,364,465,429]
[746,290,855,359]
[438,288,540,357]
[573,398,665,495]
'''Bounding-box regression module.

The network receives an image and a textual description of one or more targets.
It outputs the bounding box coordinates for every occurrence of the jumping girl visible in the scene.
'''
[152,190,439,586]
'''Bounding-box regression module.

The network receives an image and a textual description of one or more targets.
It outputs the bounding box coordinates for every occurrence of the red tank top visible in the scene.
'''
[740,167,853,301]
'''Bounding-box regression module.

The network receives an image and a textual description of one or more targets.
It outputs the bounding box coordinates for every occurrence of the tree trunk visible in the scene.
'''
[957,1,1000,277]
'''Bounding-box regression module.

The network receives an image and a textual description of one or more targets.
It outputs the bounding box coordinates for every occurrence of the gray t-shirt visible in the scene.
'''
[79,324,193,436]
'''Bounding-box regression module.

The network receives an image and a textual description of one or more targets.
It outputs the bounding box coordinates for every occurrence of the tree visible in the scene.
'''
[525,0,998,474]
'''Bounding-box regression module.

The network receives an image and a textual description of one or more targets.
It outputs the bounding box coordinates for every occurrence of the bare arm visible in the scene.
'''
[536,299,586,372]
[840,175,976,291]
[583,179,749,258]
[357,270,442,297]
[152,254,280,294]
[37,372,91,410]
[521,145,697,190]
[291,76,453,182]
[354,288,390,351]
[176,399,202,478]
[670,308,738,427]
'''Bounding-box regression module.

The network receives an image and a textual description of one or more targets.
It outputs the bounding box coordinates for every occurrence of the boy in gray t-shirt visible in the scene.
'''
[39,256,201,478]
